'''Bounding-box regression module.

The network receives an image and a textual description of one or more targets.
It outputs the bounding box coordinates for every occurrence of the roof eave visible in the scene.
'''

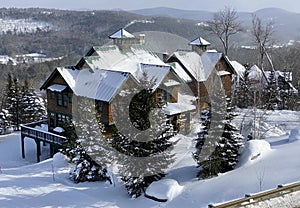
[40,68,59,91]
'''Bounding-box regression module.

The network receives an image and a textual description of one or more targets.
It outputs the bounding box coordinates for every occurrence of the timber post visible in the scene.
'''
[21,134,25,159]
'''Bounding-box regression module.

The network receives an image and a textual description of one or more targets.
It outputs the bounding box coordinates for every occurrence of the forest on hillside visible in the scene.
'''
[0,7,300,102]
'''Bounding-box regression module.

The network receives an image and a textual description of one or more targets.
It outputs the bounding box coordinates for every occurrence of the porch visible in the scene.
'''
[20,120,68,162]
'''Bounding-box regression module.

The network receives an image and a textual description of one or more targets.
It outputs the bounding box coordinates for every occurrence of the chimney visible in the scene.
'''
[109,29,145,50]
[139,34,145,45]
[189,37,210,55]
[109,28,135,50]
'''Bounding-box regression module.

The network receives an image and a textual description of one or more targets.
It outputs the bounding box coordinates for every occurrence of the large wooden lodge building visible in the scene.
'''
[20,28,237,162]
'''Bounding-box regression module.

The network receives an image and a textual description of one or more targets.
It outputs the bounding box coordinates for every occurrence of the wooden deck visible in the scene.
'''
[20,120,68,162]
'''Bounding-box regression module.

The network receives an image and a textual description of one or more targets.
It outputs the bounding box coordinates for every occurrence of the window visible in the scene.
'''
[50,113,55,127]
[50,92,55,99]
[97,102,103,112]
[57,93,68,107]
[57,93,63,106]
[57,113,68,126]
[63,94,68,107]
[68,93,72,103]
[162,89,171,102]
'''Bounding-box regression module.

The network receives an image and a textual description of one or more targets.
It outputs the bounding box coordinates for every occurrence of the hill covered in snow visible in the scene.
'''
[0,109,300,207]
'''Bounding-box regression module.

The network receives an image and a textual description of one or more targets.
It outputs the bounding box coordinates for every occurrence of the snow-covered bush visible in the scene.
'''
[69,147,110,183]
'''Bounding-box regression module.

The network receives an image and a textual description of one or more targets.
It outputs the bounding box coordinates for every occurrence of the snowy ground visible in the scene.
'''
[0,110,300,208]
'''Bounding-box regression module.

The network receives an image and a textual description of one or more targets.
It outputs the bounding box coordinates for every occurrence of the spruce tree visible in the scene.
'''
[194,99,243,179]
[19,90,46,124]
[0,109,11,133]
[111,76,175,197]
[4,73,22,129]
[265,70,279,110]
[67,97,112,183]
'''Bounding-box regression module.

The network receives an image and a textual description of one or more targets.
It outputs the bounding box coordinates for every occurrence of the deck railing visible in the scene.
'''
[208,181,300,208]
[20,120,68,145]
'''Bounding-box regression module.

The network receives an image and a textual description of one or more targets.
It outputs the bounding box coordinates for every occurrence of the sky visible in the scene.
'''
[1,0,300,13]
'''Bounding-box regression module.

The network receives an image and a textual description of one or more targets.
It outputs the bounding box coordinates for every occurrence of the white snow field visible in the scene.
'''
[0,110,300,208]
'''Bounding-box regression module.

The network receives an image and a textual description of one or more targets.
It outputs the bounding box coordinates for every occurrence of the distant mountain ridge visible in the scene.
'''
[131,7,214,21]
[131,7,300,42]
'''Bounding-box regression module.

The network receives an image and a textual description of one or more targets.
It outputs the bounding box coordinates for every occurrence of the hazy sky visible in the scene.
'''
[1,0,300,13]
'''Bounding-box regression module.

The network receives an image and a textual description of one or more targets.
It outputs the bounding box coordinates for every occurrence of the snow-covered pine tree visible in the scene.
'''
[4,73,22,129]
[0,109,11,133]
[68,97,112,183]
[265,70,280,110]
[19,89,46,124]
[193,108,211,161]
[194,98,243,179]
[111,72,175,197]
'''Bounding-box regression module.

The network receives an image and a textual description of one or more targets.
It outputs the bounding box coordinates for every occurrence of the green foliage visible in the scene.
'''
[19,89,46,124]
[64,97,112,184]
[112,82,175,197]
[194,104,244,179]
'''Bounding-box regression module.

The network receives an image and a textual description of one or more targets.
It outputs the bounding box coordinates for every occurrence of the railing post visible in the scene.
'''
[35,139,41,163]
[21,134,25,159]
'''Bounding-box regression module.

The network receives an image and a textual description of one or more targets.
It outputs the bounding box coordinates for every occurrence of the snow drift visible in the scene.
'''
[238,139,272,167]
[145,179,183,202]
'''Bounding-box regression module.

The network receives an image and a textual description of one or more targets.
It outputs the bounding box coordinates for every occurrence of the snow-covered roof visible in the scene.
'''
[138,63,170,90]
[163,92,196,115]
[47,84,67,92]
[248,65,263,81]
[217,70,231,76]
[163,102,196,115]
[265,71,293,82]
[230,60,246,79]
[171,51,205,82]
[81,45,170,90]
[189,37,210,46]
[168,62,192,82]
[53,127,65,133]
[163,79,180,87]
[56,67,130,102]
[109,28,135,39]
[201,51,223,77]
[170,50,224,82]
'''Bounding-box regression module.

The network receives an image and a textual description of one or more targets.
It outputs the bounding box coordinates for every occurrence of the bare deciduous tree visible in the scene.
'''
[206,6,242,56]
[251,14,274,70]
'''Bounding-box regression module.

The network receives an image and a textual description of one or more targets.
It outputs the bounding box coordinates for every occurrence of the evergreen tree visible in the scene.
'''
[0,109,11,133]
[194,99,243,179]
[19,90,46,124]
[66,97,112,183]
[4,73,22,129]
[111,78,175,197]
[265,70,280,110]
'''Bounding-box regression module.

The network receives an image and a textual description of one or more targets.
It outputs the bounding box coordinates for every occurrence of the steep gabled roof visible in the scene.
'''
[41,67,134,103]
[248,65,264,81]
[189,37,211,46]
[168,50,235,82]
[230,60,246,80]
[168,62,192,82]
[76,45,170,90]
[109,28,135,39]
[138,63,170,90]
[168,51,207,82]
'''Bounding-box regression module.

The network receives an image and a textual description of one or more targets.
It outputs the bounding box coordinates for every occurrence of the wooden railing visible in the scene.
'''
[21,120,68,145]
[208,181,300,208]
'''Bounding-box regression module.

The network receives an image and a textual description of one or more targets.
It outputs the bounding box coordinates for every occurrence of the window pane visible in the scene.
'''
[57,94,62,106]
[63,94,68,107]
